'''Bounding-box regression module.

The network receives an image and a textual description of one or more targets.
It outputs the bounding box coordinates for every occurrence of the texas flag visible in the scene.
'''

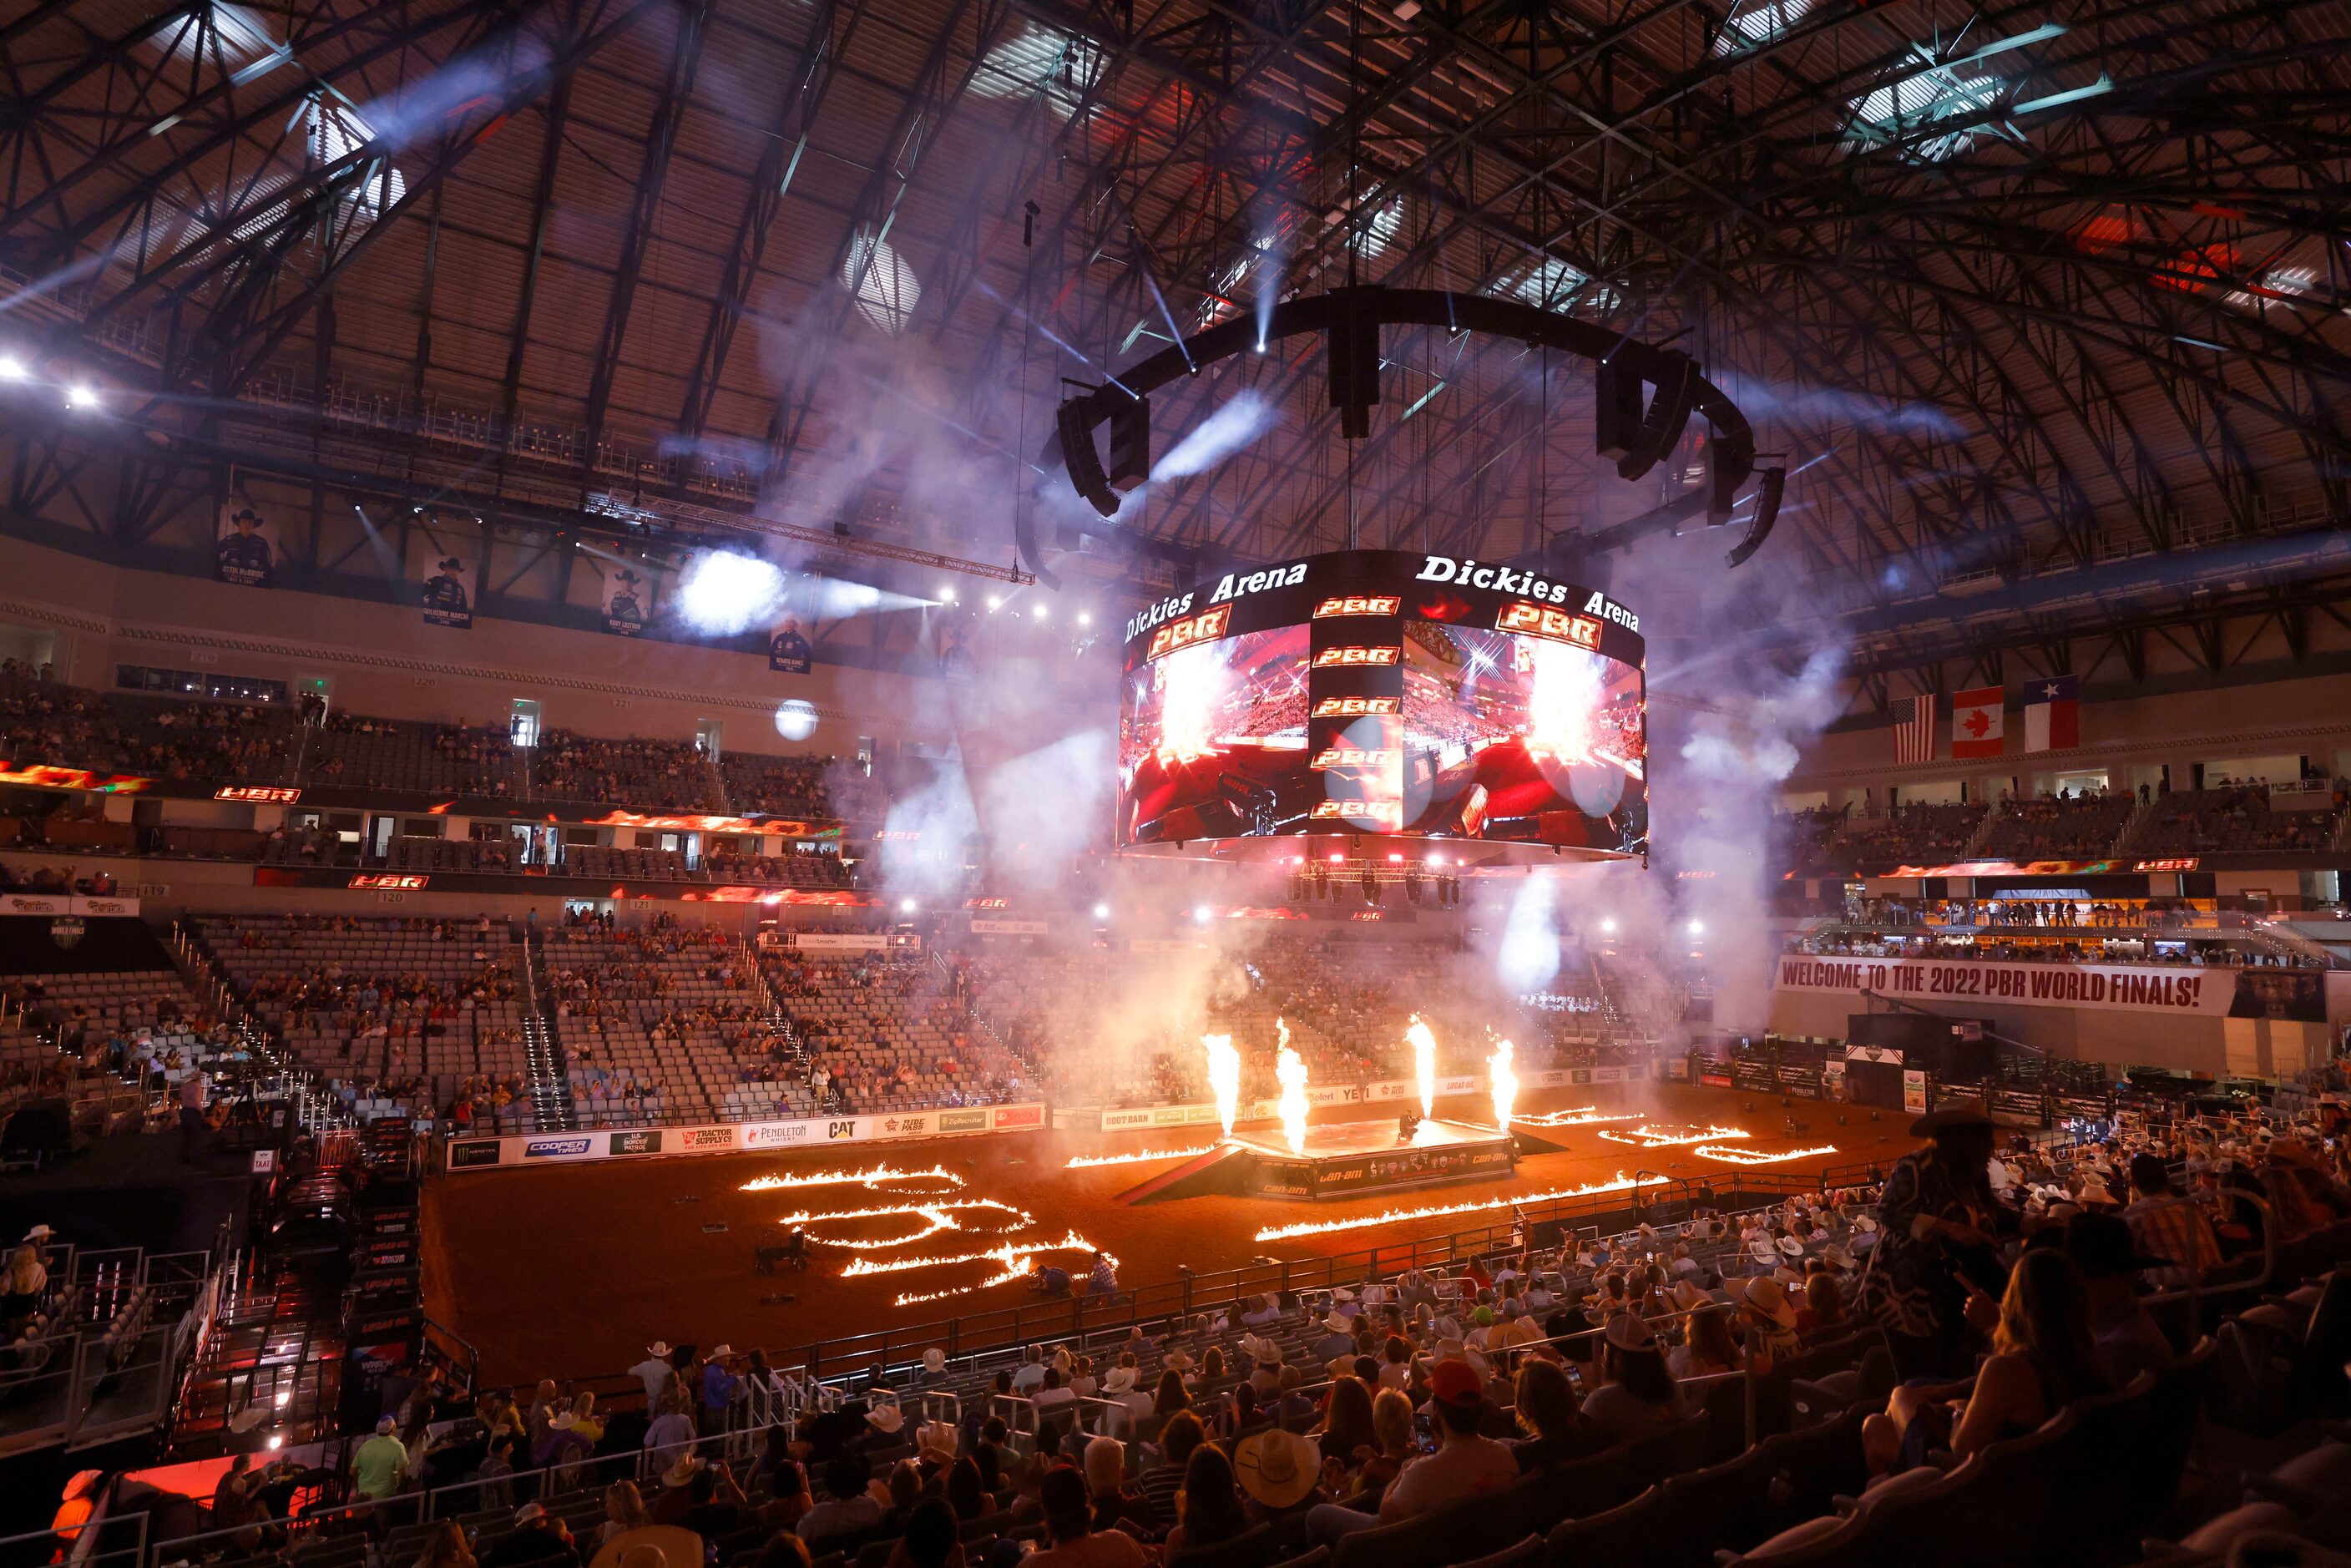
[1951,686,2005,757]
[2024,675,2081,751]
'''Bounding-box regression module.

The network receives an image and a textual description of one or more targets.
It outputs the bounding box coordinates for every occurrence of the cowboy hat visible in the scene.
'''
[661,1455,703,1489]
[1321,1311,1351,1333]
[1748,1238,1776,1264]
[865,1404,905,1434]
[1602,1313,1657,1353]
[550,1411,578,1430]
[645,1341,672,1358]
[1162,1348,1195,1371]
[1102,1366,1138,1393]
[1823,1243,1856,1272]
[515,1504,549,1525]
[1777,1236,1805,1257]
[437,557,463,572]
[1671,1280,1710,1313]
[706,1344,734,1359]
[923,1348,946,1373]
[1741,1277,1797,1329]
[1773,1266,1806,1287]
[1246,1334,1284,1367]
[1853,1215,1878,1234]
[1331,1287,1355,1303]
[1910,1101,1995,1137]
[23,1224,52,1242]
[614,569,640,584]
[1233,1429,1320,1509]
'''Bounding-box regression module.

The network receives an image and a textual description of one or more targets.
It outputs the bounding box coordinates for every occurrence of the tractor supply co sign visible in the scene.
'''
[0,894,141,916]
[1776,955,2229,1016]
[448,1101,1045,1171]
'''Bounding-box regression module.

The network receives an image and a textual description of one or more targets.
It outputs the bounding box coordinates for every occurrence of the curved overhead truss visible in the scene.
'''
[1033,286,1775,586]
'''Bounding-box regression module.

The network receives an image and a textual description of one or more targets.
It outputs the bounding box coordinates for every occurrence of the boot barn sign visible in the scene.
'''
[1772,955,2328,1021]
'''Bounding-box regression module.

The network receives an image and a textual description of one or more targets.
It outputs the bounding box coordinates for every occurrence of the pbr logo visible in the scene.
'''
[524,1137,591,1159]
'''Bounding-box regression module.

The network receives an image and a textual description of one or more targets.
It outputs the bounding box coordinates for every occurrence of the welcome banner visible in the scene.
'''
[1776,954,2229,1016]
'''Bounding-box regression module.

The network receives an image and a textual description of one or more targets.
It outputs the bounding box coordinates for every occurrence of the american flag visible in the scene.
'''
[1893,693,1936,764]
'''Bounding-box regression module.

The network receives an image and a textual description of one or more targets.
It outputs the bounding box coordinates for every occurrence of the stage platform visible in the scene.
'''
[1232,1116,1516,1201]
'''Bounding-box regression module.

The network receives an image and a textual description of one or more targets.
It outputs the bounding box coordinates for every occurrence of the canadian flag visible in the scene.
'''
[1951,686,2005,757]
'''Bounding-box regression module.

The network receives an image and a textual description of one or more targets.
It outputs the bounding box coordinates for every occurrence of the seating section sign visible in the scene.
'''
[446,1101,1044,1171]
[1772,955,2321,1019]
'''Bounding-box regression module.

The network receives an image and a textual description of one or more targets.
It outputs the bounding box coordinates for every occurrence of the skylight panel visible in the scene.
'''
[845,231,921,332]
[972,25,1105,118]
[1844,48,2010,163]
[1714,0,1810,54]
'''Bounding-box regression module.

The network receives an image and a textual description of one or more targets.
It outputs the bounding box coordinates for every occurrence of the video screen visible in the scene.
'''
[1399,621,1647,854]
[1119,625,1312,846]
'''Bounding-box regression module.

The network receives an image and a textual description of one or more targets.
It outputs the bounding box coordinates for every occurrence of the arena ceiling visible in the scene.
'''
[3,0,2350,690]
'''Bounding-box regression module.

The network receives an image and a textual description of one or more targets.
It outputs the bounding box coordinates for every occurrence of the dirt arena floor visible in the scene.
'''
[421,1083,1917,1384]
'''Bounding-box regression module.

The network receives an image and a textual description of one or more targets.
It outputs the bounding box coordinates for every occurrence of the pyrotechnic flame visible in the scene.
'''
[1407,1015,1437,1120]
[747,1166,1090,1306]
[1514,1106,1644,1129]
[1204,1034,1241,1139]
[740,1164,958,1192]
[1596,1124,1751,1149]
[1488,1036,1518,1131]
[1276,1042,1309,1156]
[1693,1143,1840,1166]
[1064,1145,1219,1169]
[1251,1172,1666,1242]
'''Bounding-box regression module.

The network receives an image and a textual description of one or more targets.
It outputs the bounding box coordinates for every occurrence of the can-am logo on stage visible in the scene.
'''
[679,1127,736,1151]
[524,1137,592,1158]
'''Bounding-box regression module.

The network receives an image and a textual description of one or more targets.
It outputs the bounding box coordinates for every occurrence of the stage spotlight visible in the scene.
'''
[1193,905,1212,923]
[773,700,819,741]
[1600,918,1618,934]
[940,586,957,603]
[1327,852,1344,865]
[63,384,97,410]
[676,549,784,635]
[1077,611,1090,626]
[1689,919,1705,936]
[1033,602,1049,621]
[899,898,918,914]
[1093,903,1110,920]
[987,596,1003,612]
[0,355,27,381]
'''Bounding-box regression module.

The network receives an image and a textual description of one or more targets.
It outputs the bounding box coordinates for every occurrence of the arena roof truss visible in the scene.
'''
[0,0,2346,710]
